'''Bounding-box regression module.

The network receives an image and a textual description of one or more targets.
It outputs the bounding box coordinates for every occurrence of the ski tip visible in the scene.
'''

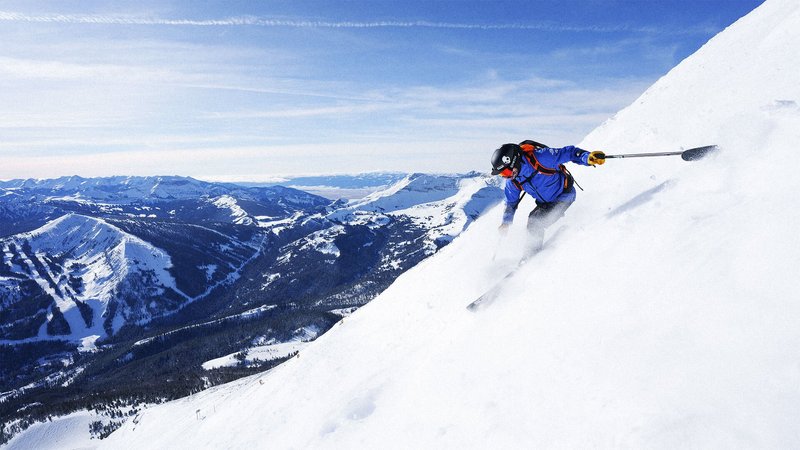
[466,299,483,312]
[681,145,719,161]
[466,293,492,312]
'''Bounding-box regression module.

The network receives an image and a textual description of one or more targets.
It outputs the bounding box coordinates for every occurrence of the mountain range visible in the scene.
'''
[0,172,502,444]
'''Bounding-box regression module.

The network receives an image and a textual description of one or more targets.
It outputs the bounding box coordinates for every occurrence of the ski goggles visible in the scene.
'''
[491,162,515,177]
[497,167,515,178]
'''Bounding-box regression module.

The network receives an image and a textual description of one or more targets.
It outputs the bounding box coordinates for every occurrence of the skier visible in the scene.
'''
[490,140,605,254]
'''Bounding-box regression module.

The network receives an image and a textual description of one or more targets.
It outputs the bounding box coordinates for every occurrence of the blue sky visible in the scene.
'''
[0,0,764,181]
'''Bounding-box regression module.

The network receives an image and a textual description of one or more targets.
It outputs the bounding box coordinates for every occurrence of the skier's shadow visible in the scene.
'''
[606,180,674,218]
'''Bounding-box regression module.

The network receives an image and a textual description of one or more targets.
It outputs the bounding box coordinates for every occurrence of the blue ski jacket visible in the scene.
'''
[502,145,591,224]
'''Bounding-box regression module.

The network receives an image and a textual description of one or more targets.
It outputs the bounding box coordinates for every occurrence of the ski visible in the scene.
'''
[467,226,568,312]
[466,263,524,312]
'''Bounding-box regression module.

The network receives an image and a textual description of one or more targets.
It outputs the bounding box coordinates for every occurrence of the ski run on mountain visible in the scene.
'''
[4,0,800,448]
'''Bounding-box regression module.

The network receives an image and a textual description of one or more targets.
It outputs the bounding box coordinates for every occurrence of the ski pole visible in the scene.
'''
[491,191,527,261]
[604,145,718,162]
[604,151,682,159]
[491,233,503,261]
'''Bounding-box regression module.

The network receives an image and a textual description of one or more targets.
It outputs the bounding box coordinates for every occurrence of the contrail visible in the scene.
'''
[0,11,714,34]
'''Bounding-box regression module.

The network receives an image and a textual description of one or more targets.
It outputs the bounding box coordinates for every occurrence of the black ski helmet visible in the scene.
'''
[490,143,522,175]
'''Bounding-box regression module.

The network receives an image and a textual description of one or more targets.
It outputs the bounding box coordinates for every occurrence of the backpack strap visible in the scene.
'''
[519,140,576,191]
[520,149,558,175]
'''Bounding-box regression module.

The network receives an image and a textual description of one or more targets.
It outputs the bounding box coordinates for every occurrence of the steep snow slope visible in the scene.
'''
[98,0,800,448]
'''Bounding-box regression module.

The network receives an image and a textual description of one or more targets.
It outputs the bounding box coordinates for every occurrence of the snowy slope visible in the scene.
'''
[3,411,97,450]
[0,214,187,342]
[94,0,800,448]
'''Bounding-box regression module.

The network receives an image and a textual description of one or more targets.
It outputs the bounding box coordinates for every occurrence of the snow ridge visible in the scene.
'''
[1,214,187,341]
[329,172,503,251]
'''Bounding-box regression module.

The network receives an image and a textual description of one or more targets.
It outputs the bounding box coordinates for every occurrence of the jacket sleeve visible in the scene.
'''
[502,180,522,224]
[538,146,591,167]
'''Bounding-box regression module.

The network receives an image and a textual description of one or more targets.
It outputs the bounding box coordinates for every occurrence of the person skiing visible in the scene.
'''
[491,140,605,254]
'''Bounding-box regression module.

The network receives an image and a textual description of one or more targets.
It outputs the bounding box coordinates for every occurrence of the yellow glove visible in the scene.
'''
[588,151,606,166]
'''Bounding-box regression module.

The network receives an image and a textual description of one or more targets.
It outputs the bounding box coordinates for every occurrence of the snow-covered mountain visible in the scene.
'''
[1,173,498,344]
[330,172,502,251]
[213,172,501,312]
[0,176,215,202]
[90,1,800,448]
[0,176,331,237]
[1,172,503,445]
[0,175,326,206]
[1,214,187,342]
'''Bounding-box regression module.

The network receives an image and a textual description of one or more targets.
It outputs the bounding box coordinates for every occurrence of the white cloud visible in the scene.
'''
[0,68,649,177]
[0,6,677,180]
[0,56,174,81]
[183,83,382,102]
[0,11,716,34]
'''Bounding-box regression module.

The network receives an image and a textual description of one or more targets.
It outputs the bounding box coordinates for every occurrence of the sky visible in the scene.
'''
[0,0,764,181]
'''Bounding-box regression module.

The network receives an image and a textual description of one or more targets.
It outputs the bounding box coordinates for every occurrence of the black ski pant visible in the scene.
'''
[526,200,571,254]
